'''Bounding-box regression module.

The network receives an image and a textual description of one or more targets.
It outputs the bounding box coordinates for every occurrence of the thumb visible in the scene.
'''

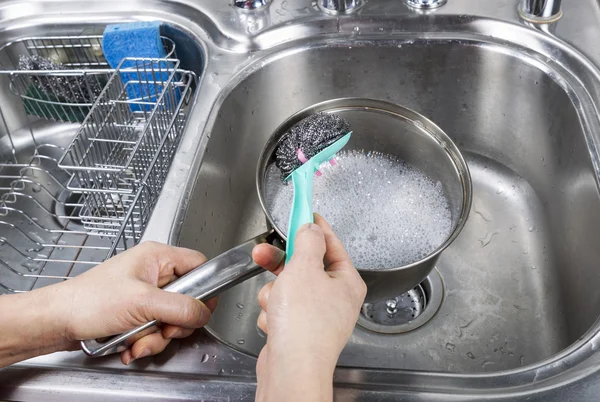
[143,288,212,329]
[289,223,326,270]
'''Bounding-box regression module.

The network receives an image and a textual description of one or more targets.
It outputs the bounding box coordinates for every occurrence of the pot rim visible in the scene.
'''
[255,97,472,274]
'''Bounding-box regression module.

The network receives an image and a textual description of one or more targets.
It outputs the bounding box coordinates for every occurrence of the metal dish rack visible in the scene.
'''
[0,35,196,294]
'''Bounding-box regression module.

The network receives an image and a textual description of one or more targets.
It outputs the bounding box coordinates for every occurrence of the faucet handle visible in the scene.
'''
[319,0,363,14]
[405,0,447,9]
[234,0,270,10]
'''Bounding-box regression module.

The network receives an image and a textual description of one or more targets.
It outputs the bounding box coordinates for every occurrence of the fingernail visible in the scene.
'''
[273,248,286,262]
[166,329,182,339]
[198,300,211,322]
[134,348,151,360]
[301,223,322,233]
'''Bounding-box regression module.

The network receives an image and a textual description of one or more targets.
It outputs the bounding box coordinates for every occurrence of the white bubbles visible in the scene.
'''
[264,150,452,269]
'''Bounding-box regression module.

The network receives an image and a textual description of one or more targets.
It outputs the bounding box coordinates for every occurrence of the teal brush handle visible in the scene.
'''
[283,132,352,264]
[285,162,315,264]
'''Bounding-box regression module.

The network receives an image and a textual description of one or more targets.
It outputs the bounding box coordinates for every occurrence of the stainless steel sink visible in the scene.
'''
[4,0,600,401]
[179,32,600,374]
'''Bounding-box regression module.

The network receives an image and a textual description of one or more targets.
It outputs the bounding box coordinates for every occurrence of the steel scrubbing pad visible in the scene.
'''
[275,113,352,263]
[102,21,175,112]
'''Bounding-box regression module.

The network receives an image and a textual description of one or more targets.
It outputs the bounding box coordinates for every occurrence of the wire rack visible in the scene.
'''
[59,57,194,235]
[0,35,195,294]
[1,35,175,124]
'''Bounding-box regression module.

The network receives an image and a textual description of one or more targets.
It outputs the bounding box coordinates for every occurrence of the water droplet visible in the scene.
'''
[528,226,534,232]
[219,369,225,375]
[478,231,498,248]
[201,353,209,363]
[236,303,244,309]
[520,355,525,366]
[237,339,245,345]
[191,343,200,350]
[353,26,360,32]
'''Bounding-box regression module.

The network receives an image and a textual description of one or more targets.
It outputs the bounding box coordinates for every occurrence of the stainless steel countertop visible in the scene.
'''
[2,0,600,400]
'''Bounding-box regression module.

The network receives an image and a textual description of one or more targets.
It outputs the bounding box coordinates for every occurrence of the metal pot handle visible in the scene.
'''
[80,230,279,357]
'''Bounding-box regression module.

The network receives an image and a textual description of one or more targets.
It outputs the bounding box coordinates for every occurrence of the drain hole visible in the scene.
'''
[62,191,83,218]
[357,269,444,334]
[360,284,428,326]
[54,189,85,230]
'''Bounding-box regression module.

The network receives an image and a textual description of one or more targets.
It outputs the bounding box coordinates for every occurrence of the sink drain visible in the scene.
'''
[357,269,444,334]
[54,189,84,230]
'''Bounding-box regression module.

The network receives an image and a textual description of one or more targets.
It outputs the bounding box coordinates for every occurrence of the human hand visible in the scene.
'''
[63,242,217,364]
[251,214,367,402]
[0,242,216,368]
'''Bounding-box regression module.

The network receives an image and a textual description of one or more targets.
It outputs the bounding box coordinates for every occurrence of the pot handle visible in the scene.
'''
[80,230,279,357]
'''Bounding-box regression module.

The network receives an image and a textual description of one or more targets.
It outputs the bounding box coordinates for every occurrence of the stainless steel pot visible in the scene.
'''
[81,97,471,357]
[258,98,472,302]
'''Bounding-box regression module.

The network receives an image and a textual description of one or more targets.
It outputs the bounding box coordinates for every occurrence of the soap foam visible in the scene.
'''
[264,150,453,269]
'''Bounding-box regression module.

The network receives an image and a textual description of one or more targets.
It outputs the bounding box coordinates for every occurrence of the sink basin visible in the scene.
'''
[3,0,600,400]
[178,34,600,373]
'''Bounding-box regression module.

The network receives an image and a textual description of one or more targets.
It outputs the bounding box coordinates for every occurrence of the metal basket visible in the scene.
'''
[0,34,194,293]
[0,35,175,124]
[58,57,194,234]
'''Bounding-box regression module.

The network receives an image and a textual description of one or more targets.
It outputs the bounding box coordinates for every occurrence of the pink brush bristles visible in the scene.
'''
[296,149,308,164]
[297,149,337,176]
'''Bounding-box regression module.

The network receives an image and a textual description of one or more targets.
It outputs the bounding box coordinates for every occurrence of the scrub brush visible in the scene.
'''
[275,113,352,263]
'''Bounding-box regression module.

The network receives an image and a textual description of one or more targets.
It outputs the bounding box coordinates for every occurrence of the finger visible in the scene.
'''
[143,289,211,329]
[204,296,219,312]
[129,331,171,362]
[121,348,133,365]
[134,242,207,279]
[314,213,353,272]
[314,214,367,298]
[257,309,268,334]
[289,223,326,270]
[252,244,285,275]
[256,346,268,377]
[157,273,179,288]
[258,282,274,311]
[162,324,195,340]
[158,244,207,277]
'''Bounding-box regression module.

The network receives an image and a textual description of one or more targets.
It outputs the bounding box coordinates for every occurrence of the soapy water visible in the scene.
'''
[265,150,453,269]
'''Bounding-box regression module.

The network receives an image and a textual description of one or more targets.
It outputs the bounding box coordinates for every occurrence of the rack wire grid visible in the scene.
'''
[0,35,194,294]
[0,35,175,124]
[58,57,194,235]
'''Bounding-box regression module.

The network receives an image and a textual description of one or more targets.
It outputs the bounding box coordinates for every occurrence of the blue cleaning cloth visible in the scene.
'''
[102,22,176,112]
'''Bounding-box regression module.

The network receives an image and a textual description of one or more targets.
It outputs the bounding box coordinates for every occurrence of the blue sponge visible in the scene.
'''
[102,22,175,112]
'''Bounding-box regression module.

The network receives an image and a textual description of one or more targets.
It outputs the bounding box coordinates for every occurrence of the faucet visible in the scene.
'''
[233,0,269,10]
[320,0,448,13]
[405,0,447,8]
[518,0,562,23]
[319,0,363,14]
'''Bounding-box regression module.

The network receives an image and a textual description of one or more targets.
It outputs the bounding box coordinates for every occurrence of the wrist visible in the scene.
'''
[261,345,336,402]
[0,283,76,367]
